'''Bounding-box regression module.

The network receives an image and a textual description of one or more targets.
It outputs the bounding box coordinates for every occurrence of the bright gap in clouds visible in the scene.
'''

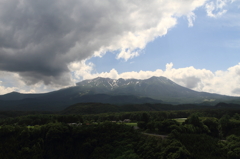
[0,0,240,96]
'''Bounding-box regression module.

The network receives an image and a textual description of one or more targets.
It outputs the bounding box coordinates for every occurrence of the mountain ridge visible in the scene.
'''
[0,76,239,111]
[75,76,232,103]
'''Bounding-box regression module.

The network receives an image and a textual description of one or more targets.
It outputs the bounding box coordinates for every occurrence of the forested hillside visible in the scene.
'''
[1,109,240,158]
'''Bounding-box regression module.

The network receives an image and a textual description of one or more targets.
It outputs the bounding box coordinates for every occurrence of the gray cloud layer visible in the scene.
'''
[0,0,99,85]
[0,0,205,86]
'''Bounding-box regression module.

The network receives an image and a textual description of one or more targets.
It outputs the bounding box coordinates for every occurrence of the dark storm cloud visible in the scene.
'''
[0,0,150,85]
[0,0,204,86]
[0,0,122,85]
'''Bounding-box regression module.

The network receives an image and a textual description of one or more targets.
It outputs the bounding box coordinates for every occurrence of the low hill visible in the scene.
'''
[0,94,161,111]
[61,102,240,115]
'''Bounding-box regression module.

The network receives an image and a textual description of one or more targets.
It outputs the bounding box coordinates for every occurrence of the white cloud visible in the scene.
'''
[187,12,196,27]
[0,80,17,95]
[116,49,139,61]
[166,62,174,70]
[68,60,95,82]
[0,71,66,95]
[205,0,234,18]
[0,86,17,95]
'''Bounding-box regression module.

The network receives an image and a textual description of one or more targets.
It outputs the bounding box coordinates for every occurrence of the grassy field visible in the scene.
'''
[125,123,137,126]
[27,126,35,129]
[173,118,187,123]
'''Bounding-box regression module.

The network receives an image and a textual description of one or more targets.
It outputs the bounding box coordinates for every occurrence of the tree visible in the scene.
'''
[202,117,219,137]
[141,113,149,123]
[162,140,191,159]
[219,115,230,137]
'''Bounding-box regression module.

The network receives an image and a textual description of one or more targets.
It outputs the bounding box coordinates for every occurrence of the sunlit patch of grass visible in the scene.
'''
[27,126,35,129]
[173,118,187,123]
[125,123,137,126]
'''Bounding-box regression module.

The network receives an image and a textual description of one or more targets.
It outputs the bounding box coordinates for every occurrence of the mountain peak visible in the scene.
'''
[82,76,168,83]
[8,91,21,95]
[147,76,167,80]
[76,76,173,87]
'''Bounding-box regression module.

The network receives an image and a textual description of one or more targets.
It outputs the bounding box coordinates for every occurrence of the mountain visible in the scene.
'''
[0,76,238,111]
[75,76,234,104]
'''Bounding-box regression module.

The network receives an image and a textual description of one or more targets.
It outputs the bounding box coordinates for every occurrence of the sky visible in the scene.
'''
[0,0,240,96]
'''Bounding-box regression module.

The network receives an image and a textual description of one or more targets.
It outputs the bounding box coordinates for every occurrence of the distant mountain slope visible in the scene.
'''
[0,94,161,111]
[76,76,234,103]
[0,92,44,100]
[61,102,240,115]
[0,76,238,111]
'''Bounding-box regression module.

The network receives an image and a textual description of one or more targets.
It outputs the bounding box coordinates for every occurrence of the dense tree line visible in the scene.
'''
[1,109,240,158]
[137,113,240,158]
[0,122,192,159]
[1,102,240,119]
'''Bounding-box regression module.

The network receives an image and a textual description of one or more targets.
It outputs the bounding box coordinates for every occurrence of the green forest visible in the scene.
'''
[1,107,240,158]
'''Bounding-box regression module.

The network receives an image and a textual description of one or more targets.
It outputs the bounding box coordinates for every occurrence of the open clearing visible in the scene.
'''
[173,118,187,123]
[125,123,137,126]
